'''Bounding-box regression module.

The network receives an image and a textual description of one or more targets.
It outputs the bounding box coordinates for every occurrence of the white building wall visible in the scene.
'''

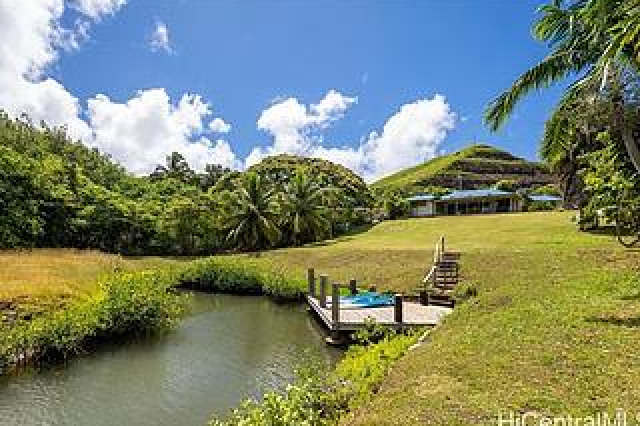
[411,201,434,217]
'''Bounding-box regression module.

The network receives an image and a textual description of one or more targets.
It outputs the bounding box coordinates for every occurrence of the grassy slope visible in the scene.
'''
[0,250,176,319]
[372,144,549,192]
[3,213,639,424]
[232,212,640,424]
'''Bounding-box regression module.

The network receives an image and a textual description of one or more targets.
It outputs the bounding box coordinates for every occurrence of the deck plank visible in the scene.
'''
[306,295,451,331]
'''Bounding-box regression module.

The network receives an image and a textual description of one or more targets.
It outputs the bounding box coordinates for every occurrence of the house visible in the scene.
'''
[407,189,524,217]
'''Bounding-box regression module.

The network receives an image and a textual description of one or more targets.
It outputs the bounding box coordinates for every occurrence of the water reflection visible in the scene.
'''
[0,293,340,426]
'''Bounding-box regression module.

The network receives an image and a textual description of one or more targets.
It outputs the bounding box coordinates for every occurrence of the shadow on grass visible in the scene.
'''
[122,255,200,262]
[581,225,618,237]
[304,224,375,248]
[586,315,640,327]
[620,292,640,301]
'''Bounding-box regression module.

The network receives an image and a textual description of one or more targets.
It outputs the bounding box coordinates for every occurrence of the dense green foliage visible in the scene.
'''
[0,269,187,371]
[247,154,372,208]
[0,112,372,253]
[177,256,305,300]
[485,0,640,216]
[210,331,418,425]
[372,144,552,194]
[582,131,639,223]
[0,112,225,254]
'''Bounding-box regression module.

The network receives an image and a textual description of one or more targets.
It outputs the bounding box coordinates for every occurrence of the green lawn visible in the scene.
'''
[231,211,640,424]
[2,212,639,424]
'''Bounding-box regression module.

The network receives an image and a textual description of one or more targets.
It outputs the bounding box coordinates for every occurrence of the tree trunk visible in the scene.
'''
[612,92,640,175]
[621,125,640,174]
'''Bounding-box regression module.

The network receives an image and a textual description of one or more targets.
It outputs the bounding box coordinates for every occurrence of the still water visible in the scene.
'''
[0,293,340,426]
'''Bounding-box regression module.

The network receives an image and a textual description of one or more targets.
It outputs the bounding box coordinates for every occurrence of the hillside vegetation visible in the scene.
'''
[247,154,372,207]
[372,144,553,193]
[0,112,371,255]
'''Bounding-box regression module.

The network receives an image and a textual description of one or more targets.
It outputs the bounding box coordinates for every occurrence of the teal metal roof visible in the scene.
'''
[407,189,515,203]
[528,194,562,202]
[440,189,514,200]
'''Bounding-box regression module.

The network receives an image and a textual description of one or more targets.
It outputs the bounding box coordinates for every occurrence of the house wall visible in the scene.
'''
[410,201,434,217]
[409,196,524,217]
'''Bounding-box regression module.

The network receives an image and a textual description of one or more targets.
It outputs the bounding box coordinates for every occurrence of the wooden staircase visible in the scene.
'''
[415,236,460,308]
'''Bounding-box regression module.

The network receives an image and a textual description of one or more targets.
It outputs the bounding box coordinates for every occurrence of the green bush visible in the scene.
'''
[210,332,419,425]
[177,257,305,301]
[0,270,187,371]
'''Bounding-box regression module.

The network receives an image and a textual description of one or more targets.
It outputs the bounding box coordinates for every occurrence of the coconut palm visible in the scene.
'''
[281,170,333,245]
[221,172,281,251]
[485,0,640,174]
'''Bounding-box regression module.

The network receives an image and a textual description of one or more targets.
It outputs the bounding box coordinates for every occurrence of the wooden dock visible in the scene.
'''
[304,236,459,342]
[306,294,451,331]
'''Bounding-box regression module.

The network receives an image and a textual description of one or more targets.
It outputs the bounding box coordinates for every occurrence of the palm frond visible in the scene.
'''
[485,51,578,130]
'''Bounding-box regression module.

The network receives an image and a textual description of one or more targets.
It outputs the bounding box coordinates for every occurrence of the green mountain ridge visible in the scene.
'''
[372,144,554,193]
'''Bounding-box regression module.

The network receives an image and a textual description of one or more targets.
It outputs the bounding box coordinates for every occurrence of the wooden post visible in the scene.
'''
[319,275,328,308]
[394,294,403,323]
[419,290,429,306]
[332,283,340,328]
[307,268,315,297]
[440,235,445,255]
[349,278,357,295]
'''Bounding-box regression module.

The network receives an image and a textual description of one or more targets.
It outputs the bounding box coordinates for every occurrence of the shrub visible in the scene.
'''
[0,269,187,371]
[177,256,305,301]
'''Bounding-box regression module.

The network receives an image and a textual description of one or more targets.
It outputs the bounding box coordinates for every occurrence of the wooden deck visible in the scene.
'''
[306,294,452,331]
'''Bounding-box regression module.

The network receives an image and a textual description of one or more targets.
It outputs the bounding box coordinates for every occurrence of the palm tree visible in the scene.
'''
[281,170,332,245]
[485,0,640,174]
[221,172,281,251]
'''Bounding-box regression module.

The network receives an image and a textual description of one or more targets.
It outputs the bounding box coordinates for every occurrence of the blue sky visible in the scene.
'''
[1,0,567,180]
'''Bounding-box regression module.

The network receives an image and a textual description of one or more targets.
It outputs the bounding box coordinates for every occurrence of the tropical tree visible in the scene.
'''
[221,172,281,251]
[150,152,196,184]
[198,163,230,191]
[281,170,332,245]
[485,0,640,174]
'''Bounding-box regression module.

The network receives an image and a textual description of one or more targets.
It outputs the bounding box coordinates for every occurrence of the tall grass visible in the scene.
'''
[0,269,187,372]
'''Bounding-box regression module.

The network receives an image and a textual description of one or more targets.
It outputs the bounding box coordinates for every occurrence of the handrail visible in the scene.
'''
[422,265,436,284]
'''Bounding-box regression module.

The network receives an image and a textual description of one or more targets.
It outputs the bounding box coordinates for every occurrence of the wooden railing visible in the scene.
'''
[306,269,405,328]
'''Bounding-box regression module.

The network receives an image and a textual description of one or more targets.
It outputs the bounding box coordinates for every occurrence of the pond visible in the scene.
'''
[0,293,341,426]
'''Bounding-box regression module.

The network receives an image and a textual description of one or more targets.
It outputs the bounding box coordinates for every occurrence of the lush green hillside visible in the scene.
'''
[372,144,554,193]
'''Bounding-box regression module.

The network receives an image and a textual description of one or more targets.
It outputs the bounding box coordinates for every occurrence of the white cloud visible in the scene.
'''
[71,0,127,20]
[87,89,239,173]
[0,1,238,174]
[254,90,357,159]
[0,1,454,181]
[0,0,92,140]
[253,92,455,181]
[150,21,173,54]
[209,117,231,133]
[358,95,456,180]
